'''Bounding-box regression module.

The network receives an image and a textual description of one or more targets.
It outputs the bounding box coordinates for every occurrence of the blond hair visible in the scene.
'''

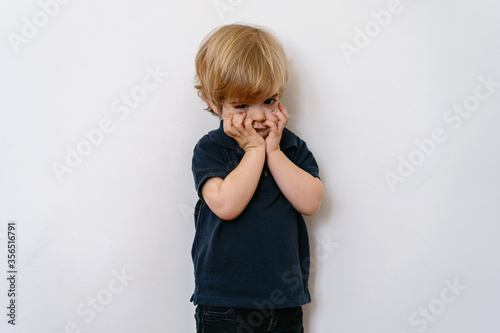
[194,23,289,116]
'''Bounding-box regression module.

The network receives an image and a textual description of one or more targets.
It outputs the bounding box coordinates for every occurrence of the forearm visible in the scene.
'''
[266,150,324,215]
[203,147,265,220]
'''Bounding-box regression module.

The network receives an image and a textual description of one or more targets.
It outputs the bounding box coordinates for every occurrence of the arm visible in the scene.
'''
[264,103,324,216]
[266,150,324,216]
[201,113,266,220]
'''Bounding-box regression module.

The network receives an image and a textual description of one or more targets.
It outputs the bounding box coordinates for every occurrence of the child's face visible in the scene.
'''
[215,93,280,138]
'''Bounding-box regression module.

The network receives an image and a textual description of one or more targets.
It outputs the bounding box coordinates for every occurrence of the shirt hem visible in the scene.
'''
[191,292,311,309]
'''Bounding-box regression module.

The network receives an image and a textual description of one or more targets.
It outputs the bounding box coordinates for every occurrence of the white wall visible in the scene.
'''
[1,0,499,332]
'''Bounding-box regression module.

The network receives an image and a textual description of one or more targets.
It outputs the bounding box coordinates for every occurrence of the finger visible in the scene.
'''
[243,114,254,129]
[263,119,278,134]
[223,115,233,134]
[272,110,286,132]
[232,113,246,131]
[278,103,290,122]
[273,108,285,122]
[275,105,288,131]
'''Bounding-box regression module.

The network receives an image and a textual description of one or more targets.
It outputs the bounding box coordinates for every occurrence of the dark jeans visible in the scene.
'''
[195,305,304,333]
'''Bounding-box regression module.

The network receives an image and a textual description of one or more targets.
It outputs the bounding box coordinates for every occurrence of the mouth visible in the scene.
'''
[255,128,269,137]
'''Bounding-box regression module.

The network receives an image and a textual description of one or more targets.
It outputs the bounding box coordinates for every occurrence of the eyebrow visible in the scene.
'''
[229,94,278,105]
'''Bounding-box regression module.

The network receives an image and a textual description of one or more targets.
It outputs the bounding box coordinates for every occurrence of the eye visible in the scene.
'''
[264,98,277,105]
[235,104,248,109]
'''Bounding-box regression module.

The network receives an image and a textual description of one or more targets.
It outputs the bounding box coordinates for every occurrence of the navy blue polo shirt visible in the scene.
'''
[191,120,320,309]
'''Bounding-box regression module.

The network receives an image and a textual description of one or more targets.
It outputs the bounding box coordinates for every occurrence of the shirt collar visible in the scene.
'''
[209,120,298,153]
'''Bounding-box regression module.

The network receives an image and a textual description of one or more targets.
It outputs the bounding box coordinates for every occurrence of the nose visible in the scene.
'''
[252,107,266,123]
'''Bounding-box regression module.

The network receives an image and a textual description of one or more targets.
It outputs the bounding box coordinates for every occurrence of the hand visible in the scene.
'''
[223,113,266,152]
[264,103,289,154]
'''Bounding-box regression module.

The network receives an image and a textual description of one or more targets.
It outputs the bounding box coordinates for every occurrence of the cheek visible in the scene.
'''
[222,108,240,118]
[219,106,230,117]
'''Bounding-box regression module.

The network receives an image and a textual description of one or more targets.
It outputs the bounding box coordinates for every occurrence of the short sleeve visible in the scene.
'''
[191,136,232,201]
[284,134,320,179]
[296,140,320,178]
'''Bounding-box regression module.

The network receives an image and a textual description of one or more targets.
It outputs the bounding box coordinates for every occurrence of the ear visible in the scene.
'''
[203,93,220,115]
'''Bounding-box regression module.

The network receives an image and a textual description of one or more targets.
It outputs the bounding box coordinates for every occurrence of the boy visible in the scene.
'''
[191,23,324,332]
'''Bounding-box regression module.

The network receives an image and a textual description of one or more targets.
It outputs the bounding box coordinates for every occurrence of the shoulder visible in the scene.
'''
[192,134,212,159]
[192,124,241,171]
[194,122,238,153]
[281,127,320,176]
[281,127,308,151]
[196,124,222,145]
[193,129,221,152]
[193,132,212,149]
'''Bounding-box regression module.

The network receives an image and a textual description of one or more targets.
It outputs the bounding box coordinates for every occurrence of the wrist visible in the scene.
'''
[244,145,266,154]
[266,148,282,158]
